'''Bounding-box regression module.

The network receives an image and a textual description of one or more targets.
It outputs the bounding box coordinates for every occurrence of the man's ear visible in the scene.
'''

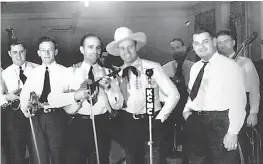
[54,49,58,56]
[232,39,236,47]
[37,50,41,57]
[80,46,84,55]
[8,51,11,58]
[213,37,217,47]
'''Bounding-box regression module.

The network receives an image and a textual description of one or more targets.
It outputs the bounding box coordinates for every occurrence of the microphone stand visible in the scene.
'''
[146,69,154,164]
[87,81,100,164]
[28,92,41,164]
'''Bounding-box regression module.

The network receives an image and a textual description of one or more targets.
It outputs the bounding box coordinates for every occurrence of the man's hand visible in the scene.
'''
[223,133,238,151]
[99,76,111,90]
[183,111,192,121]
[72,62,82,69]
[74,89,90,102]
[5,90,20,101]
[247,113,258,127]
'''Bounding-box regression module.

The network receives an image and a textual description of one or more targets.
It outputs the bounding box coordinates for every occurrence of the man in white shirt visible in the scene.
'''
[47,34,124,164]
[1,39,38,164]
[106,27,180,164]
[183,27,246,164]
[216,30,260,127]
[20,36,69,164]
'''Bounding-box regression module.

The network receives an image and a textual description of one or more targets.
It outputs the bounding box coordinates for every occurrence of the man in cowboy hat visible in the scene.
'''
[106,27,180,164]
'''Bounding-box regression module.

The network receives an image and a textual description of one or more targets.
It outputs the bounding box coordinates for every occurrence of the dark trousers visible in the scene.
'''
[109,110,163,164]
[31,109,67,164]
[63,112,111,164]
[183,110,238,164]
[2,109,33,164]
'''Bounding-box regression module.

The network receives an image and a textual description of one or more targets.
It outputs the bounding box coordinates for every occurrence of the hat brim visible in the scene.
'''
[106,32,146,56]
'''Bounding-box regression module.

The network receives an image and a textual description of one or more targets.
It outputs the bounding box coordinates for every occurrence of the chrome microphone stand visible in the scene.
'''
[145,69,154,164]
[87,82,100,164]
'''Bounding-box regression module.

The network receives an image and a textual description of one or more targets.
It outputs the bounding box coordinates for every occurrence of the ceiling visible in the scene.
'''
[1,1,200,18]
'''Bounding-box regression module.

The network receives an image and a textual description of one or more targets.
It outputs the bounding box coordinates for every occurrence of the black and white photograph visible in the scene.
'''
[1,1,263,164]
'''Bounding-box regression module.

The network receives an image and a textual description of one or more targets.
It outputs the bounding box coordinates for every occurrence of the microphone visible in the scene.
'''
[146,69,154,78]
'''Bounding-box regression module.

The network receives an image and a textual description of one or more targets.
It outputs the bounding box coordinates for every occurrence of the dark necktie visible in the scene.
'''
[19,66,27,84]
[190,61,208,101]
[87,66,98,105]
[174,61,184,77]
[39,67,51,103]
[122,66,138,81]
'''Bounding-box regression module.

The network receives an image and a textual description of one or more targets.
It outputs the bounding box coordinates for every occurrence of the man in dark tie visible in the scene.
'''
[46,34,124,164]
[20,36,70,164]
[182,27,247,164]
[106,27,180,164]
[1,39,38,164]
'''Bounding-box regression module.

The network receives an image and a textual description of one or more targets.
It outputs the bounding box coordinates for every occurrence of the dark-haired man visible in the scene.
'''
[216,30,260,127]
[161,38,194,159]
[47,34,124,164]
[1,39,38,164]
[20,36,69,164]
[183,28,246,164]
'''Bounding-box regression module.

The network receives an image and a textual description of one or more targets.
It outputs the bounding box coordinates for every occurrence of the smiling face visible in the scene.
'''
[8,44,26,66]
[38,41,58,66]
[117,39,138,65]
[80,36,102,65]
[192,32,217,61]
[216,34,235,57]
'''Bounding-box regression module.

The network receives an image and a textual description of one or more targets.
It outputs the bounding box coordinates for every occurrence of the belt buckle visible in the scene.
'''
[133,114,140,120]
[44,108,51,113]
[197,111,203,115]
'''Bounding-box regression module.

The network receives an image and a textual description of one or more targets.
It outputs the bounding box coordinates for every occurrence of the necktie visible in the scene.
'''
[39,67,51,103]
[87,66,98,105]
[19,66,27,84]
[190,61,208,101]
[174,61,184,77]
[122,66,138,81]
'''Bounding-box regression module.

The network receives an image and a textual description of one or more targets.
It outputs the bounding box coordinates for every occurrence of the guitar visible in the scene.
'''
[232,32,258,60]
[63,68,121,114]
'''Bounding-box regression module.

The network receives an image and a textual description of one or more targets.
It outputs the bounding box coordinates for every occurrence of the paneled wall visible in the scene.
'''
[1,1,195,69]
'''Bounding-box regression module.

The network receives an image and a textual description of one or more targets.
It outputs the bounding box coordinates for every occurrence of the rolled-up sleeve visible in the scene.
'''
[155,63,180,119]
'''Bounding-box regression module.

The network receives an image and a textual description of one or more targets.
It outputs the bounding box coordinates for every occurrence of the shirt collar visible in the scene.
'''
[229,52,235,58]
[41,61,57,70]
[122,57,143,72]
[200,51,220,65]
[12,62,26,71]
[81,61,100,71]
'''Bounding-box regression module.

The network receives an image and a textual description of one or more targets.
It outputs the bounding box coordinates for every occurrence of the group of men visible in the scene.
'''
[0,26,261,164]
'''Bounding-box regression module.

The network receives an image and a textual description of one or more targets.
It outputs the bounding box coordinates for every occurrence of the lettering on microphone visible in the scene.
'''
[146,88,154,116]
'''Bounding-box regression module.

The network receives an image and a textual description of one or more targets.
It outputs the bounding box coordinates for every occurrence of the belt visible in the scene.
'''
[74,112,108,120]
[38,108,57,114]
[122,110,160,120]
[191,109,229,116]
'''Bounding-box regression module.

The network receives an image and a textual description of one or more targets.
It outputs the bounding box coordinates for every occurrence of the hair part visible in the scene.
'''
[38,36,58,49]
[216,29,236,40]
[80,33,102,47]
[169,38,184,47]
[192,27,215,39]
[8,39,26,51]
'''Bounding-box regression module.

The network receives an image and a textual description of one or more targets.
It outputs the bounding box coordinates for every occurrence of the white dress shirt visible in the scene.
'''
[230,53,260,114]
[0,68,8,106]
[47,62,124,116]
[1,62,39,106]
[162,59,194,86]
[120,57,180,119]
[20,62,72,114]
[183,52,247,134]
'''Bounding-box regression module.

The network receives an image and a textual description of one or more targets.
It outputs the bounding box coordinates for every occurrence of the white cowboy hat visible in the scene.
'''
[106,27,147,56]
